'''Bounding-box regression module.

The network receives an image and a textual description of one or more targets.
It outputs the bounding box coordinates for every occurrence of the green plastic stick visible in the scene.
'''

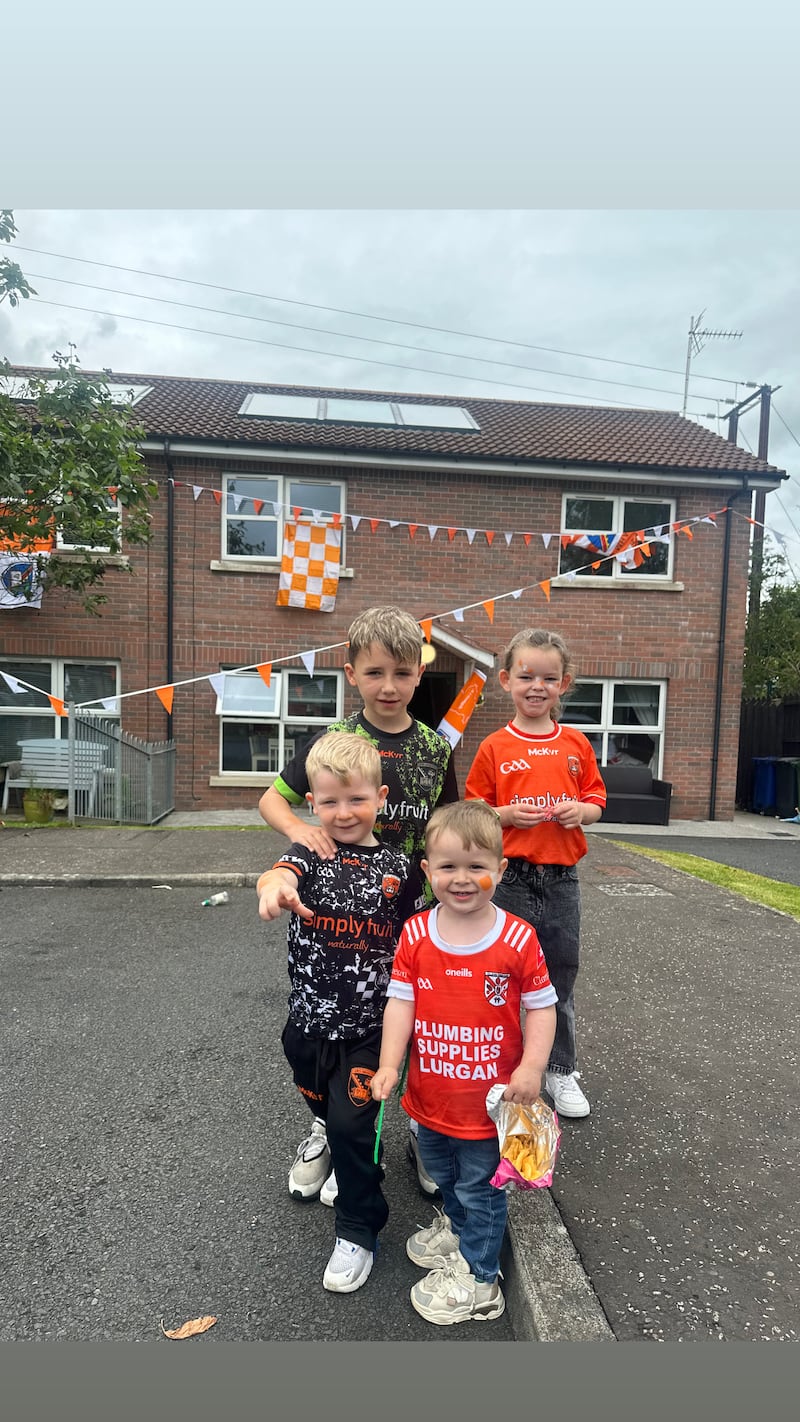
[373,1098,386,1163]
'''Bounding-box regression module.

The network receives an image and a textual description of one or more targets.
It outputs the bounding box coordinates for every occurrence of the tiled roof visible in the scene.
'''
[6,366,785,479]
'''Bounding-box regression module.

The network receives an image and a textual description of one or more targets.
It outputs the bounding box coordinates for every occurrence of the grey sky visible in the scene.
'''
[3,208,799,566]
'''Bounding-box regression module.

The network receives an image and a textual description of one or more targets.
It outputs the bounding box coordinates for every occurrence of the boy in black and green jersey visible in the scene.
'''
[259,606,458,1201]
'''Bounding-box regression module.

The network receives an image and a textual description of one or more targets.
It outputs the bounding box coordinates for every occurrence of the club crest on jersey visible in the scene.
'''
[484,971,510,1007]
[382,873,401,899]
[348,1066,375,1107]
[567,755,580,778]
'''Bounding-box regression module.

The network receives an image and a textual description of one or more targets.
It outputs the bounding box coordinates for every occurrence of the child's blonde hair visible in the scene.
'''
[502,627,572,676]
[425,800,504,859]
[347,605,424,666]
[306,731,383,789]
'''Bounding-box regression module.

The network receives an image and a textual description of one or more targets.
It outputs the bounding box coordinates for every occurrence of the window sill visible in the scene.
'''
[555,577,684,592]
[209,773,277,787]
[54,551,131,567]
[210,559,354,577]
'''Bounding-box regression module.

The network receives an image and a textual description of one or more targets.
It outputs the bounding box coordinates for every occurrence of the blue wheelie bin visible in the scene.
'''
[751,757,778,814]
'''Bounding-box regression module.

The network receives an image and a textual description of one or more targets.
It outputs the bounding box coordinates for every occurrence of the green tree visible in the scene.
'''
[742,552,800,700]
[1,210,157,613]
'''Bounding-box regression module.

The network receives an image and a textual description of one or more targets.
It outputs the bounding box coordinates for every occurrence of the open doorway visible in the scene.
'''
[409,671,457,730]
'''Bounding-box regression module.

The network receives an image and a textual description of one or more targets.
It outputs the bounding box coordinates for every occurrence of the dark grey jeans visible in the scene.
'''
[492,860,582,1075]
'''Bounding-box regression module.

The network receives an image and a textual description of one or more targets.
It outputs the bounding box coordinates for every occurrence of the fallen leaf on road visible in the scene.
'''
[160,1314,217,1339]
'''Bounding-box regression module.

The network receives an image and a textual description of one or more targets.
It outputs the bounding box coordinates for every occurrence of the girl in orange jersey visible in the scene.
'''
[464,628,606,1118]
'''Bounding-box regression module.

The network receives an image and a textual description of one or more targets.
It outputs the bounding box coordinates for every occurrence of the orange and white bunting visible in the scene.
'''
[256,663,272,688]
[155,685,174,714]
[47,694,66,717]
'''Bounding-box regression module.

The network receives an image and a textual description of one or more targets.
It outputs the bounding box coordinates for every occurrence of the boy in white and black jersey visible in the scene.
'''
[257,732,417,1295]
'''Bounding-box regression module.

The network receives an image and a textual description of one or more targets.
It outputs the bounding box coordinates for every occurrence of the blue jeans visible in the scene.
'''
[493,861,581,1075]
[415,1124,506,1283]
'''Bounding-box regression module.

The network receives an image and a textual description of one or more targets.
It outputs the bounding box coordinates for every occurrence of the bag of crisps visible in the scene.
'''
[485,1084,561,1191]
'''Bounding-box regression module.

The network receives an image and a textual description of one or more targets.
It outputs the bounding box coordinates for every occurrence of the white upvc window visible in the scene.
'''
[222,473,345,562]
[561,678,667,776]
[55,493,123,553]
[0,657,120,763]
[558,496,676,580]
[215,666,343,775]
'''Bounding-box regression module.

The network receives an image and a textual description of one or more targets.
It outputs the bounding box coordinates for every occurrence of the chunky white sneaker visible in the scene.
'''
[546,1069,590,1118]
[410,1253,505,1326]
[406,1208,460,1268]
[406,1131,441,1198]
[288,1117,330,1199]
[322,1237,374,1293]
[319,1170,338,1207]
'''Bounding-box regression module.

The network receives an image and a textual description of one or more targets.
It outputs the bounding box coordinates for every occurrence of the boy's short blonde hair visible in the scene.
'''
[347,605,424,666]
[425,800,504,859]
[305,731,383,789]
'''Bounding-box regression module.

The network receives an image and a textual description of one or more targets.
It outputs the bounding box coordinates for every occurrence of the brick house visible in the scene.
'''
[0,369,786,819]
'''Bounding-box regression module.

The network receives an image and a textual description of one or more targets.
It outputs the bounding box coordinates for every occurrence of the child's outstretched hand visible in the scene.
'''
[371,1066,399,1101]
[503,1064,543,1105]
[258,876,314,923]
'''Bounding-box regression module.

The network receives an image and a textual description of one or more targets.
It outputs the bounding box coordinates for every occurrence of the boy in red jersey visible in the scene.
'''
[372,800,556,1326]
[465,628,606,1119]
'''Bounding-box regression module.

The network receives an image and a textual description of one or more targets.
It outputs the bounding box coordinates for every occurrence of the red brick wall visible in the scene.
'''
[2,451,750,819]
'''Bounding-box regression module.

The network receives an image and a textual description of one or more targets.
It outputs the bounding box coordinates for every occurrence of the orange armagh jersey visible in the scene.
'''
[388,905,557,1140]
[465,721,606,866]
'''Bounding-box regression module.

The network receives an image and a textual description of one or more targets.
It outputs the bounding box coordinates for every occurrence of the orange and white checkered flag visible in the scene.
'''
[276,522,342,613]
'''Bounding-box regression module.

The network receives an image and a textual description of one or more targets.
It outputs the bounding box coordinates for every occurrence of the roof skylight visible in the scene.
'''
[238,391,480,432]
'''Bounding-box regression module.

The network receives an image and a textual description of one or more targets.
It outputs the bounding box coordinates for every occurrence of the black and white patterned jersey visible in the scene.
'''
[274,839,419,1039]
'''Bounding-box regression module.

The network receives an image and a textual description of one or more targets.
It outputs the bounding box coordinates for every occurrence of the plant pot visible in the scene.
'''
[22,791,55,824]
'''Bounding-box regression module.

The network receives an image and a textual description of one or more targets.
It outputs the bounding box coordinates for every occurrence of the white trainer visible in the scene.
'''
[406,1208,460,1268]
[410,1253,505,1326]
[545,1070,590,1118]
[319,1170,338,1207]
[322,1237,374,1293]
[288,1117,331,1199]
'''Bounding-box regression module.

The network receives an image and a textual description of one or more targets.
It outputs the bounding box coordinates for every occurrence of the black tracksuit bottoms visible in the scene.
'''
[281,1020,389,1252]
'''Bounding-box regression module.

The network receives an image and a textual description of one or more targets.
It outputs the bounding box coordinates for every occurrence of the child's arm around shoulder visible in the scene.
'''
[256,865,314,923]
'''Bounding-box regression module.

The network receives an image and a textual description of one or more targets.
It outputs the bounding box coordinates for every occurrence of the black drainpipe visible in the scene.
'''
[164,439,175,741]
[708,486,745,819]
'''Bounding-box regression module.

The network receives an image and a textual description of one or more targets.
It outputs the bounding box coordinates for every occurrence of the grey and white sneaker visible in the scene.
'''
[322,1237,374,1293]
[545,1070,590,1119]
[288,1117,330,1199]
[406,1131,441,1198]
[406,1208,460,1268]
[410,1252,505,1326]
[319,1169,338,1207]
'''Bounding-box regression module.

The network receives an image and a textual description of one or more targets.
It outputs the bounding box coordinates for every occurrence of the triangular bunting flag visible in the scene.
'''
[591,561,601,571]
[332,512,342,529]
[389,521,400,529]
[428,526,439,541]
[312,509,322,522]
[350,514,362,532]
[99,696,120,714]
[540,580,551,602]
[256,663,272,688]
[485,531,495,547]
[272,502,282,517]
[466,529,477,545]
[155,686,174,714]
[232,495,243,512]
[207,674,226,700]
[640,543,652,558]
[560,535,571,549]
[504,532,513,546]
[453,608,465,622]
[108,486,118,501]
[253,499,264,515]
[292,507,302,522]
[482,600,495,623]
[564,570,577,583]
[212,490,222,505]
[47,695,66,717]
[702,516,717,527]
[193,485,203,501]
[408,524,418,540]
[370,519,380,534]
[541,533,551,549]
[679,526,694,539]
[420,619,433,642]
[447,528,457,541]
[300,651,316,677]
[511,589,523,600]
[653,524,665,538]
[0,670,26,694]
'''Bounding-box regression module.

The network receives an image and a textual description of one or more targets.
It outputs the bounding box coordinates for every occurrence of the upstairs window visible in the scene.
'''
[222,474,344,561]
[559,496,675,580]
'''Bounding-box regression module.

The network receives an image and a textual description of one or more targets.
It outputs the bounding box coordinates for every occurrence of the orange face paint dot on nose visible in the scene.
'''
[477,874,494,892]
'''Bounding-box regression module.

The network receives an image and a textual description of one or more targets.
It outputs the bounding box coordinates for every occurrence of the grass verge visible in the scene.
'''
[610,841,800,922]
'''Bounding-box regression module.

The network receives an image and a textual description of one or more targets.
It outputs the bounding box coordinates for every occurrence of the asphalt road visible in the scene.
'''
[0,885,516,1343]
[594,829,800,888]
